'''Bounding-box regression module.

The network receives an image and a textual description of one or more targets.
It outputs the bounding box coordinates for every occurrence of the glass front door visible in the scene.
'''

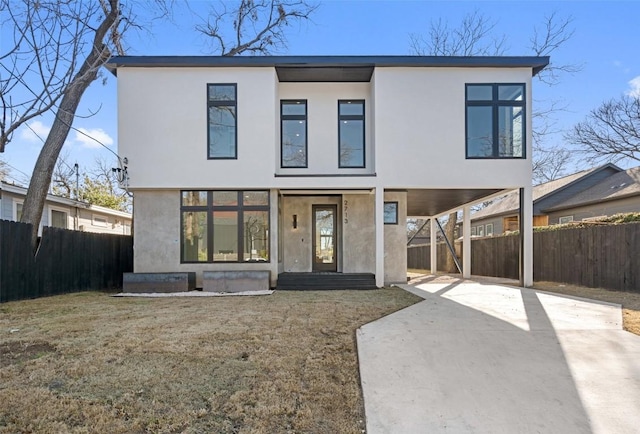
[312,205,337,272]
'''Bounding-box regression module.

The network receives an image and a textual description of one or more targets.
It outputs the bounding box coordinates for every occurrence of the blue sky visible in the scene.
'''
[3,0,640,185]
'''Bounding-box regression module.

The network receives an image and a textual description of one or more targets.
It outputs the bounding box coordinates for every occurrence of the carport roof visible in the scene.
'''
[406,188,504,217]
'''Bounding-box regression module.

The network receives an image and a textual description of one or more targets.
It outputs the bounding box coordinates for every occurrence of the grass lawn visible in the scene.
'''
[0,288,421,433]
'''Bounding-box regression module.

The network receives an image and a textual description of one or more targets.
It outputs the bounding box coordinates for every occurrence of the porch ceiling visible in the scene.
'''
[406,188,503,217]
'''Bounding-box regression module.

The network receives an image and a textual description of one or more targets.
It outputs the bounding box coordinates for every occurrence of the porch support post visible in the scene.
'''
[270,188,280,288]
[462,205,471,279]
[429,217,437,274]
[375,187,385,287]
[520,186,533,287]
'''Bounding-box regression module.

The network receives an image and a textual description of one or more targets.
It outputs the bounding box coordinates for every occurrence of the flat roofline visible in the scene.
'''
[106,55,550,77]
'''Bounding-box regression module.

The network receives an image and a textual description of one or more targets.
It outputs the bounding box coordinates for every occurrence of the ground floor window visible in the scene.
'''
[50,209,68,228]
[181,190,269,263]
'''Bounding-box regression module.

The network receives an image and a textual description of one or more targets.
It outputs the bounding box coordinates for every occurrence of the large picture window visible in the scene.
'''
[208,84,237,159]
[181,190,269,263]
[281,100,307,168]
[338,100,365,168]
[466,84,525,159]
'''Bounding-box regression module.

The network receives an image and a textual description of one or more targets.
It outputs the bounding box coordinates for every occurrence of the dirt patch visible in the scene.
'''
[0,288,421,433]
[0,341,57,368]
[533,281,640,336]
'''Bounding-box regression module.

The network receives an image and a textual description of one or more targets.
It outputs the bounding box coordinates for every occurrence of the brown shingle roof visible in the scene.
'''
[544,166,640,211]
[470,166,606,220]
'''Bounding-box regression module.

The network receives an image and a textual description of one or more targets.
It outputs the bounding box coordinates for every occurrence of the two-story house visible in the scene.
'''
[107,55,548,288]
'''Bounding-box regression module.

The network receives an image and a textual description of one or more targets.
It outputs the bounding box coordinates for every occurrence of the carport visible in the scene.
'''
[405,186,533,286]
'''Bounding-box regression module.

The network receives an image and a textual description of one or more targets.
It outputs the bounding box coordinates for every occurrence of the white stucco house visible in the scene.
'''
[107,55,548,288]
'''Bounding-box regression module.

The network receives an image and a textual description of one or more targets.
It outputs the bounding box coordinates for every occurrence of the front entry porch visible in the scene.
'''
[276,272,376,290]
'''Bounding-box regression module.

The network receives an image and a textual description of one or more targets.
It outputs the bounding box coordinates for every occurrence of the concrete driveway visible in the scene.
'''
[357,276,640,434]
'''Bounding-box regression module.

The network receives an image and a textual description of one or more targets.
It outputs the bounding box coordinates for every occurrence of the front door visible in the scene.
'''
[312,205,337,272]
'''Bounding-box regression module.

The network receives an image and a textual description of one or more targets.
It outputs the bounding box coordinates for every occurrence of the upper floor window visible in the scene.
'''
[208,84,237,159]
[338,100,365,168]
[281,100,307,168]
[466,84,525,159]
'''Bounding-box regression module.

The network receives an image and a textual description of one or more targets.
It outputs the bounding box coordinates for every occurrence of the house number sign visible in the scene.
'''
[344,199,349,224]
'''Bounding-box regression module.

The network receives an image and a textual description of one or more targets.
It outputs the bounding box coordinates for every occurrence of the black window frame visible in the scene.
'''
[180,190,270,263]
[207,83,238,160]
[465,83,526,159]
[338,99,366,168]
[383,201,398,225]
[280,99,308,168]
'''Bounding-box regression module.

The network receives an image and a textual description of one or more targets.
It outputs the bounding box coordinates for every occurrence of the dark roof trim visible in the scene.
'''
[106,55,550,79]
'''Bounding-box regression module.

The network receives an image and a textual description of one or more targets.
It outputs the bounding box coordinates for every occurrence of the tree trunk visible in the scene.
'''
[444,211,458,273]
[20,0,119,250]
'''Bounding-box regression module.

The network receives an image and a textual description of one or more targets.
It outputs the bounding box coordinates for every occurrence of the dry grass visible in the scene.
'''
[533,281,640,336]
[0,288,421,433]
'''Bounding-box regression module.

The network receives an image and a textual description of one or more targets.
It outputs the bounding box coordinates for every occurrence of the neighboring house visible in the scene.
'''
[470,164,640,235]
[107,55,548,287]
[0,181,132,235]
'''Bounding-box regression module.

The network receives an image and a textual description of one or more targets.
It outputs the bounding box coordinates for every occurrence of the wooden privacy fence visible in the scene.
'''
[407,222,640,291]
[0,220,133,303]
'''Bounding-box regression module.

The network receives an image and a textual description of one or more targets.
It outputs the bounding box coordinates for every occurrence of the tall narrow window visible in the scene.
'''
[208,84,237,159]
[338,100,365,168]
[281,100,307,168]
[466,84,525,159]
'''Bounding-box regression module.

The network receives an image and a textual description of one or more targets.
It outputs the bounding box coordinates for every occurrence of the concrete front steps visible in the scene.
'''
[276,272,377,290]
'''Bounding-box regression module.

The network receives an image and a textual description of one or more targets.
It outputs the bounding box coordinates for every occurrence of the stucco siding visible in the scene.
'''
[384,191,407,283]
[373,67,533,189]
[118,67,279,189]
[277,82,373,175]
[134,190,277,287]
[342,194,375,273]
[118,65,535,192]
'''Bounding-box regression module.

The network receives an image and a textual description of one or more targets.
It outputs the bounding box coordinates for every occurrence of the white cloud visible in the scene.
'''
[19,120,51,143]
[74,128,114,149]
[626,76,640,98]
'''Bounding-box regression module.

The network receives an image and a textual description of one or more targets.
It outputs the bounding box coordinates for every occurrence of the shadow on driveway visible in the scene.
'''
[357,280,640,434]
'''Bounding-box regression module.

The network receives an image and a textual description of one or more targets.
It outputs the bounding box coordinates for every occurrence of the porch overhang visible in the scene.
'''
[406,188,504,217]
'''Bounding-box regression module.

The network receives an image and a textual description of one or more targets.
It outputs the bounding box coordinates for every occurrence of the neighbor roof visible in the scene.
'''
[470,164,621,220]
[106,55,550,81]
[0,181,132,219]
[544,166,640,212]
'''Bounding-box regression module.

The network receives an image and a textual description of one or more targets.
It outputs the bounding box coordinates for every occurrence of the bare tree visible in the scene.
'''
[410,10,580,271]
[196,0,318,55]
[410,10,506,57]
[52,154,132,211]
[1,1,84,152]
[0,158,9,181]
[1,0,171,249]
[566,95,640,166]
[51,152,79,198]
[15,0,123,248]
[529,12,582,86]
[532,145,572,184]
